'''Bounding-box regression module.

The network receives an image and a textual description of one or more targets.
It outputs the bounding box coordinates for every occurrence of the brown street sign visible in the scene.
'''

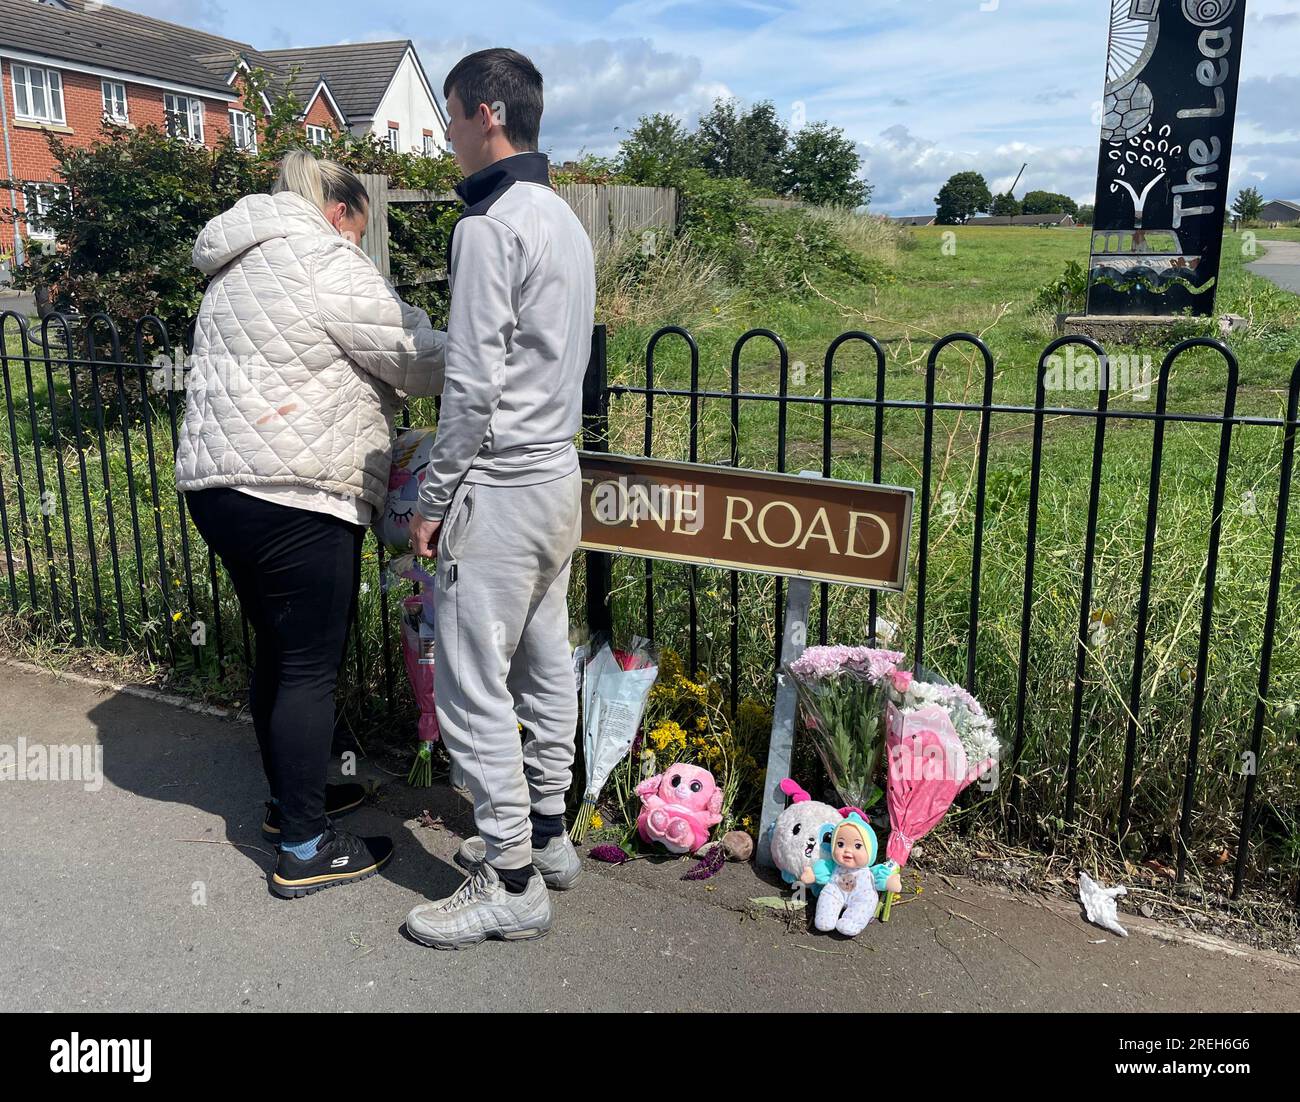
[578,452,913,590]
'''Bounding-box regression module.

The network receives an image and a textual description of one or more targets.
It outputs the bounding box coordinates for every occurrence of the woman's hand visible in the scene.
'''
[409,514,441,559]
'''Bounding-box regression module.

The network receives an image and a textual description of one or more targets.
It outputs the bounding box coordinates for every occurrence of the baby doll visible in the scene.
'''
[814,812,902,937]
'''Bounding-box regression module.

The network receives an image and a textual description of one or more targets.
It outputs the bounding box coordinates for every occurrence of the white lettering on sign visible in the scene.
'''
[1172,24,1233,230]
[1177,27,1231,121]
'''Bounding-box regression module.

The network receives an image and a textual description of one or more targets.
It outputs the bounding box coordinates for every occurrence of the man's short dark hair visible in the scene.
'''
[443,48,543,151]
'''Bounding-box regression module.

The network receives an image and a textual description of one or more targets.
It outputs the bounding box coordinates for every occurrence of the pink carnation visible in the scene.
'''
[789,645,904,684]
[849,647,906,684]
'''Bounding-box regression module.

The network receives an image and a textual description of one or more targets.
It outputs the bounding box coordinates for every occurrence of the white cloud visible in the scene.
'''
[414,36,730,158]
[861,126,1097,213]
[106,0,1300,207]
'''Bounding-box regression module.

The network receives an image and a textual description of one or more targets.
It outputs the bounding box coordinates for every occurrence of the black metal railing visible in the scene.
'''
[3,309,1298,904]
[582,323,1300,904]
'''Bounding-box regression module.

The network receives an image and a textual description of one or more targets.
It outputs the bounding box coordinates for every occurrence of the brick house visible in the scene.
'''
[0,0,448,265]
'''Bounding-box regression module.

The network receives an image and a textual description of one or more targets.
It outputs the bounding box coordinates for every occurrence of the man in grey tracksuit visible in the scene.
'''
[404,48,595,949]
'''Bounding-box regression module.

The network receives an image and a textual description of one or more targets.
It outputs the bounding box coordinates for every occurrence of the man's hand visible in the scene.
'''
[409,514,441,559]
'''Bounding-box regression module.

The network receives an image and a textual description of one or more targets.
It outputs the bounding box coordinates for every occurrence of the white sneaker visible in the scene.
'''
[405,863,552,950]
[454,833,581,891]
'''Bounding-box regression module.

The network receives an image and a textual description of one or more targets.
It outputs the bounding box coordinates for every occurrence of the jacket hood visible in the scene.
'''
[193,191,337,275]
[833,812,877,863]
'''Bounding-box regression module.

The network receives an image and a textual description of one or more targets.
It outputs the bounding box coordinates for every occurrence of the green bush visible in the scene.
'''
[1032,258,1088,315]
[675,168,875,296]
[2,123,269,336]
[1,66,462,338]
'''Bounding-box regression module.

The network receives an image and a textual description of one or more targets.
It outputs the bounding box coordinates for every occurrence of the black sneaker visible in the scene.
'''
[262,783,368,842]
[270,827,394,899]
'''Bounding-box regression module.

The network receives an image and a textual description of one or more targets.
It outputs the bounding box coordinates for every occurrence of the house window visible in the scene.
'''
[305,124,328,147]
[386,125,400,152]
[164,94,204,144]
[229,110,257,152]
[23,183,66,240]
[11,64,65,125]
[422,132,436,156]
[101,80,129,123]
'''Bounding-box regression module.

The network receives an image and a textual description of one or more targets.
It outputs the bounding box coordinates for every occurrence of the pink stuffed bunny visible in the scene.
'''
[636,764,723,854]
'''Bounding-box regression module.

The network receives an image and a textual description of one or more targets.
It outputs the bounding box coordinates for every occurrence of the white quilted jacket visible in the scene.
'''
[174,191,445,510]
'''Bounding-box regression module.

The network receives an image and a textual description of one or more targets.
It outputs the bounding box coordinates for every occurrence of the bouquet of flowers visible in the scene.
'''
[785,645,905,811]
[886,670,1001,775]
[387,554,440,786]
[878,668,1000,919]
[570,638,659,842]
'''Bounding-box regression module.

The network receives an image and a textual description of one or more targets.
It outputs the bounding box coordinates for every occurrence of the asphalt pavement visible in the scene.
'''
[1247,238,1300,294]
[2,659,1297,1013]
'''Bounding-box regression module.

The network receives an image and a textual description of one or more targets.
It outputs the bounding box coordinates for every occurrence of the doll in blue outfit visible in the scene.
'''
[814,811,902,936]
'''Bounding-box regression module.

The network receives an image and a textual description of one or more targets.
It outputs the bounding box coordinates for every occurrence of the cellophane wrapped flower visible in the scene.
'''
[785,646,905,810]
[886,670,1001,771]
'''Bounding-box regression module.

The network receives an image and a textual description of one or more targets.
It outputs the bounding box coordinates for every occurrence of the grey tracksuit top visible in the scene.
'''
[415,151,596,522]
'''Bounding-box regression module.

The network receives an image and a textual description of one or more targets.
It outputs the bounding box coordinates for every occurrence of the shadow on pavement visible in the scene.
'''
[85,687,475,907]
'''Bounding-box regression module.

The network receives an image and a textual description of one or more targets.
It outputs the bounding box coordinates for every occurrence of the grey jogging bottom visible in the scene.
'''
[432,466,583,869]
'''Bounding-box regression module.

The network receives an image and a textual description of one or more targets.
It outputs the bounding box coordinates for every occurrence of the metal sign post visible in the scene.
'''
[755,473,821,867]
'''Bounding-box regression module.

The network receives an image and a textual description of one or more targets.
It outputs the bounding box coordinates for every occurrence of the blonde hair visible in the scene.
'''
[273,149,368,218]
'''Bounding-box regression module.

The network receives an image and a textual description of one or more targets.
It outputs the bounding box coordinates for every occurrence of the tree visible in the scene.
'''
[691,98,741,178]
[934,172,992,224]
[991,191,1022,217]
[628,98,872,207]
[782,121,869,208]
[617,113,694,187]
[1231,186,1264,223]
[732,101,790,194]
[1076,204,1095,225]
[1021,189,1079,217]
[552,151,625,185]
[691,98,789,194]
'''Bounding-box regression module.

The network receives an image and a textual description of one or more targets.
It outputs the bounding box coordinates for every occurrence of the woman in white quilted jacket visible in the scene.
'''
[175,150,445,898]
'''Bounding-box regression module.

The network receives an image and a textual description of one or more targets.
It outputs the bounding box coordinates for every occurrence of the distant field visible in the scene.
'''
[1252,226,1300,244]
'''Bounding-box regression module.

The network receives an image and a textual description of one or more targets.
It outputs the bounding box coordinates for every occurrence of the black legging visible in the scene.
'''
[186,487,363,844]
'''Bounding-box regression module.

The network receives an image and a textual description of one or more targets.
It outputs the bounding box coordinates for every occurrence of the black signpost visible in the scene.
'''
[1086,1,1248,316]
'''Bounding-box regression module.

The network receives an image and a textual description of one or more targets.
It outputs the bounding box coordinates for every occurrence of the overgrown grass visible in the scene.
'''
[593,217,1300,903]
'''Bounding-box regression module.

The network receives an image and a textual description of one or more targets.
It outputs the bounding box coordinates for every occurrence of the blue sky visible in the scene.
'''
[119,0,1300,214]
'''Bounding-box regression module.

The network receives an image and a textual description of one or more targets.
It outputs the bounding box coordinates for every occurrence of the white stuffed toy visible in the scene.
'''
[768,778,842,896]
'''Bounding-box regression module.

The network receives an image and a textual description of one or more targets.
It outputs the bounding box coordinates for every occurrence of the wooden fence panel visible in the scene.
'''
[359,173,391,276]
[361,174,677,277]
